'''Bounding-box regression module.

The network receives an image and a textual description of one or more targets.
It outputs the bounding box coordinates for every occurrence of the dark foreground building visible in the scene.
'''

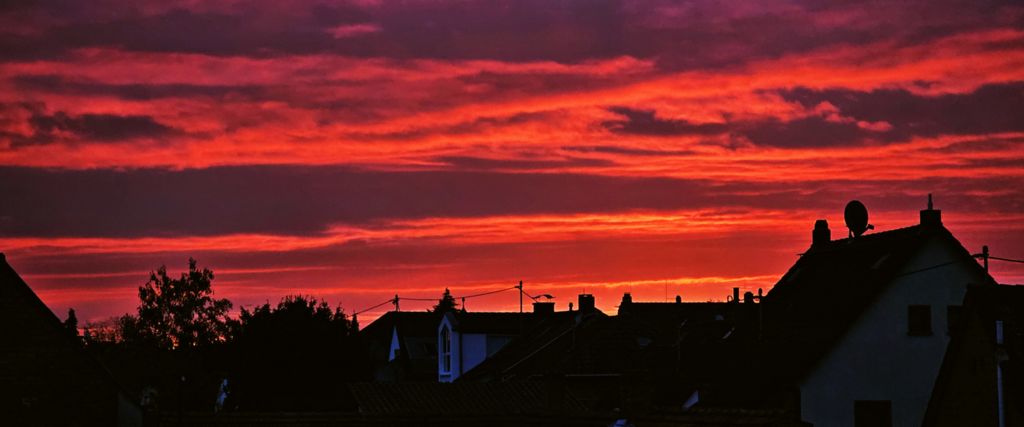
[924,284,1024,427]
[0,253,142,426]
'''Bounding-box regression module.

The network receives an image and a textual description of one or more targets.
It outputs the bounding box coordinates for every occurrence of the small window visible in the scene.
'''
[440,326,452,373]
[946,305,962,335]
[908,305,932,336]
[854,400,892,427]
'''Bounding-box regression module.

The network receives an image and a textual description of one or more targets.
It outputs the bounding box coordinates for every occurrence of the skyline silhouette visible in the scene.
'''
[1,0,1023,332]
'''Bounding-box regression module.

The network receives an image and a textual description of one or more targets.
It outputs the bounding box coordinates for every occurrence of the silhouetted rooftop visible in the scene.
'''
[445,311,548,334]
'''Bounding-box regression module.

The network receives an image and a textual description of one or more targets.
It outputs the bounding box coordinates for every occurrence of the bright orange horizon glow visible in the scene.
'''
[1,0,1022,325]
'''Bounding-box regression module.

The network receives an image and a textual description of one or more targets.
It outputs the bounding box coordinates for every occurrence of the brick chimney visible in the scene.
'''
[578,294,595,312]
[532,301,555,314]
[813,219,830,246]
[920,194,942,226]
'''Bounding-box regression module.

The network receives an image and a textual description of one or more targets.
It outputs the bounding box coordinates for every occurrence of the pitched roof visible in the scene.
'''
[358,311,442,381]
[676,222,995,390]
[348,381,588,415]
[460,301,734,384]
[444,311,541,334]
[359,311,442,339]
[0,253,139,424]
[923,284,1024,426]
[456,310,606,381]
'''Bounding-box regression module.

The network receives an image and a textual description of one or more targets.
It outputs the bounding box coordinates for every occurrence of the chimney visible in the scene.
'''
[675,295,682,304]
[621,292,633,306]
[744,291,755,304]
[812,219,830,246]
[732,287,740,303]
[532,301,555,315]
[920,193,942,226]
[578,294,595,312]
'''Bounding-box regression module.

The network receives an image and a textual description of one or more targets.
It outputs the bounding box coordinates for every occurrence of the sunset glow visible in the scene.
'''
[2,0,1023,323]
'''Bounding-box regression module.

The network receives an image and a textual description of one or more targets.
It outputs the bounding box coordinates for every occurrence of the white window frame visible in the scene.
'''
[440,326,452,374]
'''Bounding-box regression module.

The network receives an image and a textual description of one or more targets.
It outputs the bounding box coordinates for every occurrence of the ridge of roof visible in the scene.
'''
[753,222,993,383]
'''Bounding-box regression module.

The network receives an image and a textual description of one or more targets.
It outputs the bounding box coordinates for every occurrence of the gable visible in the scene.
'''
[0,255,136,425]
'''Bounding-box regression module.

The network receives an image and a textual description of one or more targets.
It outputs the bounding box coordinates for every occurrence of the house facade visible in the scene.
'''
[766,200,996,427]
[438,312,528,382]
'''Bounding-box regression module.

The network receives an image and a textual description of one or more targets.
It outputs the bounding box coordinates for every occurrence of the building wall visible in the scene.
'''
[437,316,517,382]
[800,237,986,427]
[461,333,489,375]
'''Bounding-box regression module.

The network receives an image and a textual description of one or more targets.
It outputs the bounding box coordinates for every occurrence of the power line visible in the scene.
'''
[350,285,519,315]
[461,286,517,299]
[352,298,394,316]
[990,256,1024,264]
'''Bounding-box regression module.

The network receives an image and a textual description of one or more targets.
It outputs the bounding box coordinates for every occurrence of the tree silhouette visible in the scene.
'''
[135,258,233,349]
[432,288,459,313]
[230,295,363,410]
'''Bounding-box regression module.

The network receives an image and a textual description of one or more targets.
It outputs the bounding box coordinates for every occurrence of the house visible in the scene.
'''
[455,197,999,427]
[458,293,743,414]
[923,284,1024,427]
[358,311,442,381]
[0,253,143,426]
[749,198,996,427]
[437,297,589,382]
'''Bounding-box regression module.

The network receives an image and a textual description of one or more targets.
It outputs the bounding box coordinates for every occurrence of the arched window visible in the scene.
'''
[440,326,452,373]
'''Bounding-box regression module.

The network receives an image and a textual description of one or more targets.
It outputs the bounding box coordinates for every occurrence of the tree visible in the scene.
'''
[135,258,233,349]
[230,295,362,410]
[432,288,459,313]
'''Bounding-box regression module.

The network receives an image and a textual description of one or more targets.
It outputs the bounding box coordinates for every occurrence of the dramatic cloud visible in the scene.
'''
[0,0,1022,322]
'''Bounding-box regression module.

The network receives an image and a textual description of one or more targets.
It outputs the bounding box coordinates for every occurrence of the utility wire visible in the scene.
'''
[351,285,518,315]
[352,298,394,316]
[460,286,517,299]
[989,256,1024,264]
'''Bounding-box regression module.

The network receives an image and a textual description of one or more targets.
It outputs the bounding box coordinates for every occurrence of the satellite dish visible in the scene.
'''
[844,200,873,237]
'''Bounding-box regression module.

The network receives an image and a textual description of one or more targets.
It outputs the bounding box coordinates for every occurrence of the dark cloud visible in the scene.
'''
[28,112,176,142]
[0,165,830,238]
[2,0,1019,68]
[736,117,873,148]
[603,107,727,136]
[0,102,180,146]
[436,156,615,170]
[562,145,697,156]
[616,81,1024,148]
[781,82,1024,140]
[11,74,265,101]
[2,165,1020,238]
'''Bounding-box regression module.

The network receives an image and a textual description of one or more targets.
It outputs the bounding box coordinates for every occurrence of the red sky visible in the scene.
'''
[1,0,1023,325]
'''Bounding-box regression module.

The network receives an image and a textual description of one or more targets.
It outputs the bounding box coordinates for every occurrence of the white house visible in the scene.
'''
[437,311,533,382]
[436,299,577,383]
[763,198,996,427]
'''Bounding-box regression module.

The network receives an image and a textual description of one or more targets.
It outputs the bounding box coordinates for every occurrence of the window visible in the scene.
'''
[440,326,452,373]
[908,305,932,336]
[854,400,892,427]
[946,305,963,335]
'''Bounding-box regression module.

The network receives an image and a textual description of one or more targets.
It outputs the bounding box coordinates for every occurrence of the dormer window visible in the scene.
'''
[908,305,932,336]
[440,326,452,373]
